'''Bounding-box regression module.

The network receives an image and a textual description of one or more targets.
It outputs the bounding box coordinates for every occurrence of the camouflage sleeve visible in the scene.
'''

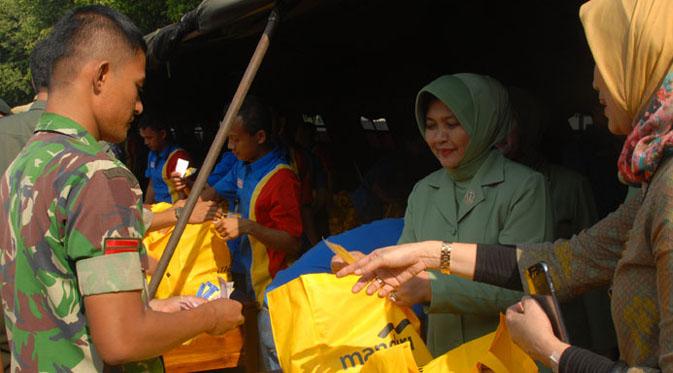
[64,163,146,294]
[142,207,154,230]
[76,252,145,295]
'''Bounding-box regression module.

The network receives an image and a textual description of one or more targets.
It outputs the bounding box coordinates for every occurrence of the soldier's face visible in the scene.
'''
[96,51,146,143]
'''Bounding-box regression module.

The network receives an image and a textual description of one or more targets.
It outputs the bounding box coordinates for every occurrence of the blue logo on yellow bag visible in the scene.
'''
[339,319,414,369]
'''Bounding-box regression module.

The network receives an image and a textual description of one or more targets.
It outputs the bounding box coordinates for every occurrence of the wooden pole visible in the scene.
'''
[149,7,280,298]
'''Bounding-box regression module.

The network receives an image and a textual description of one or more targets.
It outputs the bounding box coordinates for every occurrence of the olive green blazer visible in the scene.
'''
[399,150,553,356]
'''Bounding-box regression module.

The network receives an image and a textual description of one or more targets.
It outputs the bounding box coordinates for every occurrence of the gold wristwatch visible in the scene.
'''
[440,241,452,274]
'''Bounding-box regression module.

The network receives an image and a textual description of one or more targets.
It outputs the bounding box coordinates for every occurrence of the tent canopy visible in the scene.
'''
[140,0,595,188]
[144,0,592,122]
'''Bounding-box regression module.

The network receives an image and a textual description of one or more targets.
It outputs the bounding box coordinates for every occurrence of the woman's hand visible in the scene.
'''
[390,271,432,307]
[331,250,431,304]
[505,296,570,368]
[330,251,365,273]
[335,241,442,297]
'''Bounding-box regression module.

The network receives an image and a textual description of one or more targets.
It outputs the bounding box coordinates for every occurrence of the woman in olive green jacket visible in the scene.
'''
[399,73,553,356]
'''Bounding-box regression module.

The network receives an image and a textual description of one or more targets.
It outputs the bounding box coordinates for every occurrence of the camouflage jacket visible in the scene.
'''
[0,113,162,372]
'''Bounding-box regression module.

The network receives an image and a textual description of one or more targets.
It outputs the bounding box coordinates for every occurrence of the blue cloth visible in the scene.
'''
[265,218,405,298]
[212,147,290,290]
[145,144,179,203]
[207,151,237,186]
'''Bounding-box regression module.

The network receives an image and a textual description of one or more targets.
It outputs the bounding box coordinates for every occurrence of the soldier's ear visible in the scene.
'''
[93,61,111,94]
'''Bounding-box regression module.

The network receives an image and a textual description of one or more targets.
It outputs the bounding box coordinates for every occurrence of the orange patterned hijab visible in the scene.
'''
[581,0,673,184]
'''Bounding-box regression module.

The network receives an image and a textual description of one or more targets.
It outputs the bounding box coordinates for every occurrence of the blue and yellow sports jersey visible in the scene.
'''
[208,151,237,186]
[214,147,303,304]
[145,144,190,203]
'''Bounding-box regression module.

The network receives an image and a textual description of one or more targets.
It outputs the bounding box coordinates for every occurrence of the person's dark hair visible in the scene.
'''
[46,5,146,87]
[138,113,168,133]
[227,96,274,143]
[29,38,52,91]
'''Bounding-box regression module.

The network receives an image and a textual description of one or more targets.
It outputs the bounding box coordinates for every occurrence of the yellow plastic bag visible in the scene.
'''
[144,203,231,299]
[360,314,538,373]
[268,273,433,372]
[360,343,420,373]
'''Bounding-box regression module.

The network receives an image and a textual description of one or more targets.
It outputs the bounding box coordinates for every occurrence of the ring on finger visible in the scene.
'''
[375,277,384,286]
[389,291,399,302]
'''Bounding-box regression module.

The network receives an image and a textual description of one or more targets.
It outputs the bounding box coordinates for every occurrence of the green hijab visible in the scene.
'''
[415,73,515,181]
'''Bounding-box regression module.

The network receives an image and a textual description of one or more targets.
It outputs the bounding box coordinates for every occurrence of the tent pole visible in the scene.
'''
[148,6,281,299]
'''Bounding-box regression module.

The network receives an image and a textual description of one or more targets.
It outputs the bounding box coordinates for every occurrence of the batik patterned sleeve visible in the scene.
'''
[646,172,673,371]
[516,195,639,301]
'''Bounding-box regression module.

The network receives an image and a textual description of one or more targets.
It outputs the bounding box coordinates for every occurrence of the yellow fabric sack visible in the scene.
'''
[268,273,433,372]
[360,314,538,373]
[144,203,231,299]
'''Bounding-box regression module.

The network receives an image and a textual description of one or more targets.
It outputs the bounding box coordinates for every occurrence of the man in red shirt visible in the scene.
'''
[209,97,303,304]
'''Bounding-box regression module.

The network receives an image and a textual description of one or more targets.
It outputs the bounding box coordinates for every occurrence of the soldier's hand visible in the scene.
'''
[149,295,207,313]
[189,200,221,223]
[206,299,245,335]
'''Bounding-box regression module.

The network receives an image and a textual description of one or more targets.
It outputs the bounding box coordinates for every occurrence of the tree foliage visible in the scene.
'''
[0,0,201,107]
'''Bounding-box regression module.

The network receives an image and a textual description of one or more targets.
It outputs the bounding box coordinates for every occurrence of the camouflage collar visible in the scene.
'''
[36,113,102,151]
[29,100,47,112]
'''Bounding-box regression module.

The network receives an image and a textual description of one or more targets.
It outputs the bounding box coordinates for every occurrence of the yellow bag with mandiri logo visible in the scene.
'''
[269,274,537,372]
[268,273,433,372]
[360,313,538,373]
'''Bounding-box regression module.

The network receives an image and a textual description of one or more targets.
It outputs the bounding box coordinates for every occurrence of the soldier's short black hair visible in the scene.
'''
[29,38,52,91]
[225,96,274,141]
[47,5,146,87]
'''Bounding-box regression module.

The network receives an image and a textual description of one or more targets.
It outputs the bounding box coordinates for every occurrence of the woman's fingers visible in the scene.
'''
[351,272,396,297]
[351,272,376,293]
[365,276,386,296]
[378,282,397,298]
[336,249,385,278]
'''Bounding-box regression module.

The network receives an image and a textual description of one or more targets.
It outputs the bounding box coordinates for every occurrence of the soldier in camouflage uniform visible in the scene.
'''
[0,5,243,372]
[0,34,51,373]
